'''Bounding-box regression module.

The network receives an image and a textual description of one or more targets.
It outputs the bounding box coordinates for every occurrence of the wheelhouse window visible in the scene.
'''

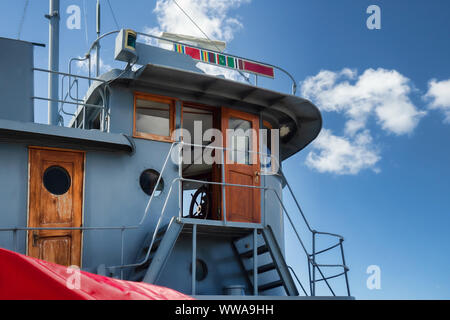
[134,93,175,142]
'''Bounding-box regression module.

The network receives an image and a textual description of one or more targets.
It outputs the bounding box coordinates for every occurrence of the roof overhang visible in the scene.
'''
[85,63,322,160]
[0,119,133,153]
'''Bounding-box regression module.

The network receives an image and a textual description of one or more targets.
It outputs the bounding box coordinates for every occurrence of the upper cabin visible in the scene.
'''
[0,30,351,298]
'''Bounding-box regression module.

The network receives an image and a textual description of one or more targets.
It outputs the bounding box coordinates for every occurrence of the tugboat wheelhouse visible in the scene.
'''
[0,9,352,298]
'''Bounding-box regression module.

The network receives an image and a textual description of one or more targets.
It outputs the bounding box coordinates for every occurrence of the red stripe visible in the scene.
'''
[185,47,200,60]
[243,61,274,78]
[238,59,244,70]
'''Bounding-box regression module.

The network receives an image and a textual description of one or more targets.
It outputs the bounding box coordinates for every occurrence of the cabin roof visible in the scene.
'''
[85,63,322,160]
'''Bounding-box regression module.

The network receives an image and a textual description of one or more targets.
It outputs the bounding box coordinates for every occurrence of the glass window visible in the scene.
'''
[135,96,173,138]
[43,166,71,196]
[139,169,164,196]
[228,117,252,165]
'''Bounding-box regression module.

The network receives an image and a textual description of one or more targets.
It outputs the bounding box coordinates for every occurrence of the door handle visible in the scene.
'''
[32,231,40,247]
[255,171,260,183]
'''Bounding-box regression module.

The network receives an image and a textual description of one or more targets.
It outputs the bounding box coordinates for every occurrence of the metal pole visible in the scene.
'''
[120,227,125,280]
[46,0,60,126]
[221,147,227,223]
[340,239,351,296]
[191,224,197,295]
[13,229,17,252]
[96,0,101,77]
[253,228,258,296]
[178,143,183,218]
[312,231,316,296]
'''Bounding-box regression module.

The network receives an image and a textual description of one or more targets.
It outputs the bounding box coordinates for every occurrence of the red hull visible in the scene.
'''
[0,248,193,300]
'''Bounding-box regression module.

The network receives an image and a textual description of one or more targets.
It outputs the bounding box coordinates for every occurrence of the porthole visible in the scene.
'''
[43,166,71,195]
[139,169,164,196]
[189,259,208,281]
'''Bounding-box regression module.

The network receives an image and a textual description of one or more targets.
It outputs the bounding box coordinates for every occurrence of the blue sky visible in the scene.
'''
[1,0,449,299]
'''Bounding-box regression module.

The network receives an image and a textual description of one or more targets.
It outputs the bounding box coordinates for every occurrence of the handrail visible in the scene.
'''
[78,30,298,95]
[287,266,308,296]
[0,140,349,296]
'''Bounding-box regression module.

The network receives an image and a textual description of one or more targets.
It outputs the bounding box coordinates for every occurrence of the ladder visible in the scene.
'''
[232,225,299,296]
[129,217,183,282]
[131,218,300,296]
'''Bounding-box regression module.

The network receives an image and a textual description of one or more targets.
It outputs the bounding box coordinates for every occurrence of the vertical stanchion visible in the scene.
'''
[253,228,258,296]
[221,147,227,224]
[120,227,125,280]
[178,142,183,218]
[191,224,197,295]
[13,228,17,252]
[340,239,351,296]
[312,231,316,296]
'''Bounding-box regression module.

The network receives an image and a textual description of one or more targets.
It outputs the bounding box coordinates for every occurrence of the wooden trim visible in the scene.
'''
[263,120,273,130]
[182,101,218,112]
[28,146,86,153]
[133,92,177,143]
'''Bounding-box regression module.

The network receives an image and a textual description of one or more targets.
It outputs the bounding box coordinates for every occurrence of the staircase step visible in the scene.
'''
[258,280,283,292]
[247,263,276,275]
[142,237,162,254]
[240,245,269,259]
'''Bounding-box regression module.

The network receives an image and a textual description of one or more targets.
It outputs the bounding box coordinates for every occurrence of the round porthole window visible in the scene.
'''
[139,169,164,196]
[189,259,208,281]
[43,166,71,195]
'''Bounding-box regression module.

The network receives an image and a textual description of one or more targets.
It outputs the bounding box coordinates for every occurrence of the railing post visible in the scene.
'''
[306,257,313,296]
[191,224,197,295]
[120,227,125,280]
[221,147,227,223]
[312,231,316,296]
[253,228,258,296]
[340,239,351,296]
[178,142,183,219]
[13,228,18,252]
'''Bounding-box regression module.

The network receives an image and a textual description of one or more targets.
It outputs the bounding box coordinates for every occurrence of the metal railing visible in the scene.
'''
[119,141,350,296]
[0,140,350,296]
[76,29,298,95]
[33,67,109,130]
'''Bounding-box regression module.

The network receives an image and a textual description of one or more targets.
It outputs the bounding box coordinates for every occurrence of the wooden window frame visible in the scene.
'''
[133,92,177,143]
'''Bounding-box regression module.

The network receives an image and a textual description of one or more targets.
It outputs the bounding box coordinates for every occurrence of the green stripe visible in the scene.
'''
[227,56,235,68]
[218,54,226,66]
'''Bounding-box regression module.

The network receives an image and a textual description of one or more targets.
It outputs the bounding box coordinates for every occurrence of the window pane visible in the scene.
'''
[261,127,272,173]
[136,98,171,137]
[229,117,252,165]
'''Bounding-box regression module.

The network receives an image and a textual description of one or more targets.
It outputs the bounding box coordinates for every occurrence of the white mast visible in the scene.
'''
[46,0,60,125]
[96,0,101,77]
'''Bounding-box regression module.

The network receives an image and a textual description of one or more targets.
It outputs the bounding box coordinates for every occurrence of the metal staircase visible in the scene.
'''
[232,226,299,296]
[129,217,183,282]
[118,142,350,297]
[131,216,301,296]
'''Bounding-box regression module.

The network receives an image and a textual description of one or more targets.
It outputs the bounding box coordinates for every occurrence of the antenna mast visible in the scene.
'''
[46,0,60,126]
[96,0,101,77]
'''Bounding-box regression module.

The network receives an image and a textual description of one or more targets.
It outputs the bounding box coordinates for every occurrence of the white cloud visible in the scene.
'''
[301,68,425,175]
[425,79,450,122]
[153,0,250,42]
[305,129,380,175]
[301,68,425,136]
[143,0,250,81]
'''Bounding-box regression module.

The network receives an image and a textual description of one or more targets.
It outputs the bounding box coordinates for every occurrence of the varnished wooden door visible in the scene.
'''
[222,108,261,223]
[28,148,84,267]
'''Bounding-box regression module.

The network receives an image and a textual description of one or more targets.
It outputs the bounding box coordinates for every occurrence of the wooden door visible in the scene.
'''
[222,108,261,223]
[28,148,84,267]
